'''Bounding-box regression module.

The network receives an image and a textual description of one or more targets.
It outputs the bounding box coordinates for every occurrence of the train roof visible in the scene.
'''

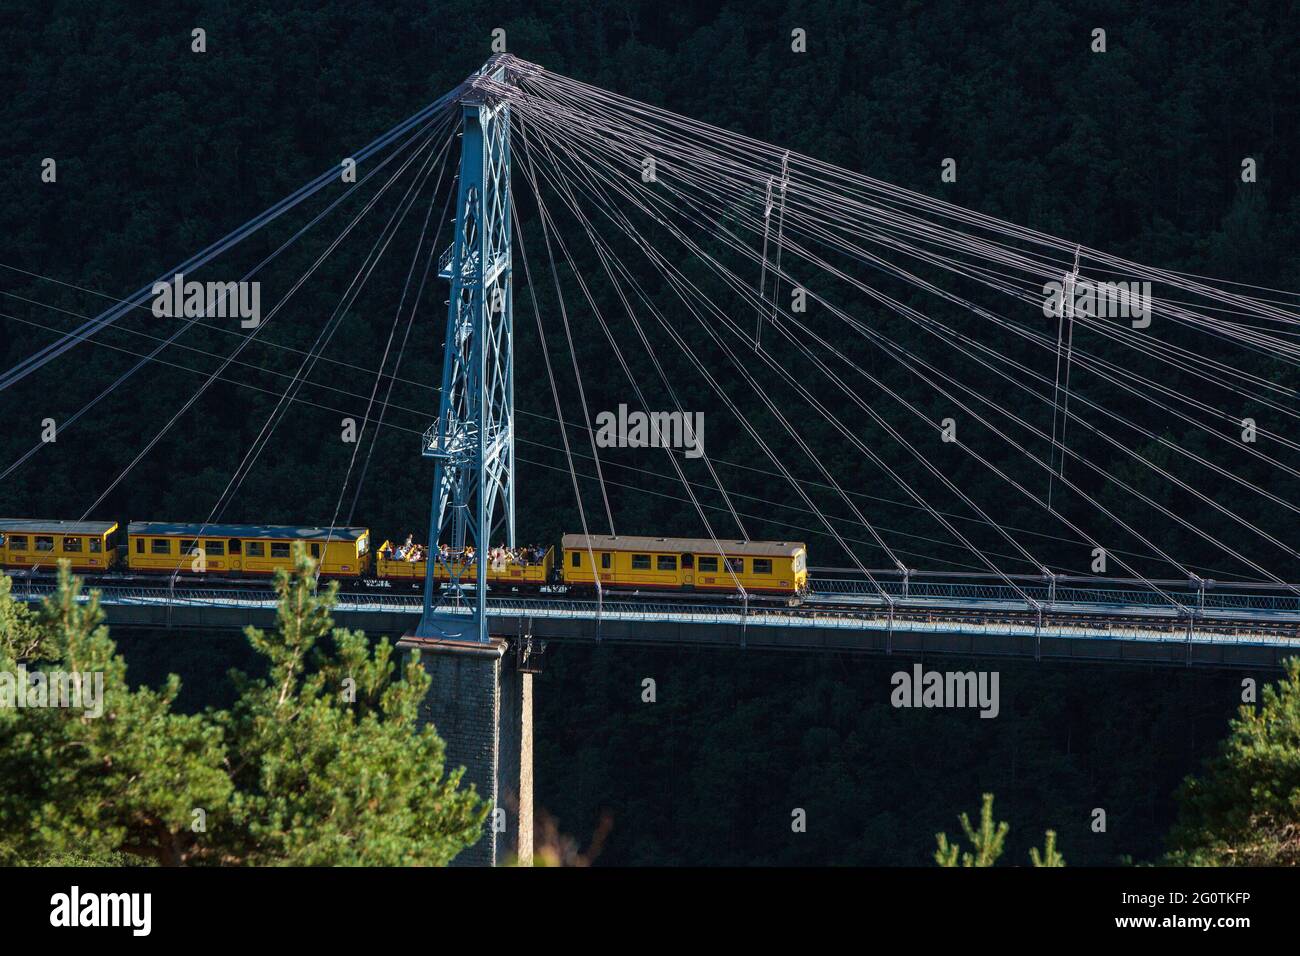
[0,519,118,535]
[128,522,368,541]
[562,533,806,558]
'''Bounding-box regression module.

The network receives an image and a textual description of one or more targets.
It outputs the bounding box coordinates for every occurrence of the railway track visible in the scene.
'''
[9,570,1299,641]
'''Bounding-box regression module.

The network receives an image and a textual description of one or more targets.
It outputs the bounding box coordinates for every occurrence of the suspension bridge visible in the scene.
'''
[3,54,1298,666]
[5,51,1300,862]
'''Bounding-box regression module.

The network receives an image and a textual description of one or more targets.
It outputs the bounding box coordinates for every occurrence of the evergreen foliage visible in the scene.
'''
[0,553,485,865]
[1166,659,1300,866]
[935,793,1066,867]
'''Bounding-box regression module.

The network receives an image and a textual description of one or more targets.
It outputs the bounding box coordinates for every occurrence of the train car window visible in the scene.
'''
[135,538,144,554]
[151,539,171,555]
[681,554,694,569]
[570,551,581,567]
[631,554,651,570]
[601,552,611,569]
[310,543,321,558]
[656,555,677,571]
[725,557,744,574]
[89,538,102,553]
[698,556,718,572]
[206,541,225,556]
[753,559,773,575]
[63,537,82,552]
[792,553,806,573]
[246,541,265,557]
[180,539,197,553]
[228,539,242,554]
[35,536,54,552]
[9,535,27,551]
[270,542,291,558]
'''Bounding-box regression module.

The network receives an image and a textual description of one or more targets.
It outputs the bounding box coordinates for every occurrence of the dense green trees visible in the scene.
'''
[0,2,1296,866]
[0,555,484,865]
[1166,659,1300,866]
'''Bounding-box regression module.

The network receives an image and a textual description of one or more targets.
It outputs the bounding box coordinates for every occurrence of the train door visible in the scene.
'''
[682,552,694,588]
[228,539,242,573]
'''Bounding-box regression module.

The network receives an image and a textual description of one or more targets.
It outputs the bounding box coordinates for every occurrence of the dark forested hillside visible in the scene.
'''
[1,0,1296,864]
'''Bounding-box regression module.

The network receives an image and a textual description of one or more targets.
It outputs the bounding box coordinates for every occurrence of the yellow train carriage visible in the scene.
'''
[127,522,370,577]
[561,534,808,595]
[0,519,120,573]
[376,543,554,589]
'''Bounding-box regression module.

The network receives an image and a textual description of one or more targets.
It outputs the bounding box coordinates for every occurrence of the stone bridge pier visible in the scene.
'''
[397,635,535,867]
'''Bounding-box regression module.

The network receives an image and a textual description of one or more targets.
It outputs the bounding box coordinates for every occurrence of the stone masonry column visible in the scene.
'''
[397,635,533,866]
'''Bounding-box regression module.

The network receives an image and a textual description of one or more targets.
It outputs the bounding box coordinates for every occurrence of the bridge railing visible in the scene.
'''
[809,577,1300,615]
[9,579,1299,629]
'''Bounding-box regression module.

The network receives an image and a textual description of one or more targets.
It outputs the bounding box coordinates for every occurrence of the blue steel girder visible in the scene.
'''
[418,59,516,642]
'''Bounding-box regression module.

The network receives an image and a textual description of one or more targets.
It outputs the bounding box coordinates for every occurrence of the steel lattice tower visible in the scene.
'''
[417,57,520,642]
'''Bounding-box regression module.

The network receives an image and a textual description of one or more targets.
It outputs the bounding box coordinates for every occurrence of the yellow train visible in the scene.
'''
[375,542,555,589]
[1,517,808,599]
[561,534,808,596]
[125,522,371,578]
[0,519,121,573]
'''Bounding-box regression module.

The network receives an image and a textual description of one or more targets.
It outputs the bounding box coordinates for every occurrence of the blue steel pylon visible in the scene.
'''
[417,57,520,642]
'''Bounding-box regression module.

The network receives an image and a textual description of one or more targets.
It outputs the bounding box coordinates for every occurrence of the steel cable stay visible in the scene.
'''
[518,114,753,543]
[515,78,1298,363]
[13,295,1259,582]
[532,90,1300,418]
[0,87,469,394]
[73,116,455,540]
[572,129,1294,599]
[344,162,458,526]
[16,297,1256,581]
[517,105,1046,578]
[7,116,453,580]
[519,105,1286,609]
[686,197,1294,600]
[511,178,607,627]
[0,264,445,393]
[528,100,1300,550]
[544,155,1047,611]
[516,117,754,610]
[330,127,462,539]
[5,58,1296,628]
[702,189,1300,519]
[521,115,903,596]
[204,121,458,535]
[509,89,1300,507]
[772,207,1300,448]
[0,111,454,488]
[519,116,929,606]
[521,66,1300,341]
[514,123,616,540]
[733,203,1300,515]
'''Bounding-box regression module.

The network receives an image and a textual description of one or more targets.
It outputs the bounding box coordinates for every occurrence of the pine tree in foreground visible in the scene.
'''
[1165,657,1300,866]
[0,552,486,865]
[935,793,1066,867]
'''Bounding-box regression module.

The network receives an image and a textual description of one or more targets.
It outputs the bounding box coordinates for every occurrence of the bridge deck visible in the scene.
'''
[13,581,1298,670]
